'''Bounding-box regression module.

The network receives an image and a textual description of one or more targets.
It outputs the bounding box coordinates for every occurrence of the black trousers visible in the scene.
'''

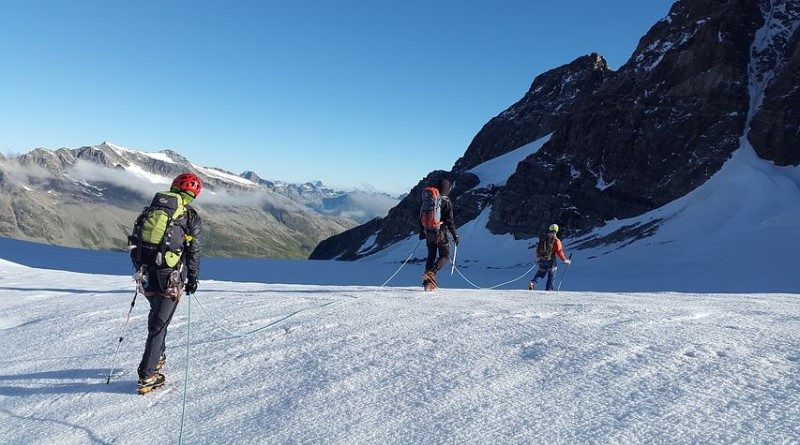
[137,295,178,378]
[425,230,450,273]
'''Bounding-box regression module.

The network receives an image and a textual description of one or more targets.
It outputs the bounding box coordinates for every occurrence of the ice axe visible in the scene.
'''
[556,253,573,291]
[106,271,142,384]
[451,243,458,275]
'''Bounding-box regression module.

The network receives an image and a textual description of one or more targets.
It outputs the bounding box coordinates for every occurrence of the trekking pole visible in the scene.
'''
[451,243,458,275]
[106,285,140,384]
[556,253,573,291]
[178,291,193,445]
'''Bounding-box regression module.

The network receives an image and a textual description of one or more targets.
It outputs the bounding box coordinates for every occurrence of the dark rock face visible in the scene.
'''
[454,53,613,171]
[488,0,765,238]
[310,218,383,261]
[748,2,800,165]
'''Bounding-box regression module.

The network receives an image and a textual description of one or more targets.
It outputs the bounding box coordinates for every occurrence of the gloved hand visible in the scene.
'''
[185,277,198,295]
[452,233,459,246]
[564,259,572,265]
[418,231,426,240]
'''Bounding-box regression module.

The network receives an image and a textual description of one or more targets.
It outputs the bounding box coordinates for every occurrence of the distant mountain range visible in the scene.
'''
[0,142,399,258]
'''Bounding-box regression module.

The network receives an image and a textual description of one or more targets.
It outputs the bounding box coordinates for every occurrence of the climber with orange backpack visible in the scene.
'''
[529,224,571,291]
[128,172,203,394]
[419,178,458,291]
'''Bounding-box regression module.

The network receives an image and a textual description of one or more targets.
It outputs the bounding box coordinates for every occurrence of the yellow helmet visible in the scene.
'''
[548,224,559,233]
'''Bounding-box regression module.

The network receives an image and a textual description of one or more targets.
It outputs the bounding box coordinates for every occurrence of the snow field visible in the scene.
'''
[467,134,551,188]
[1,259,798,444]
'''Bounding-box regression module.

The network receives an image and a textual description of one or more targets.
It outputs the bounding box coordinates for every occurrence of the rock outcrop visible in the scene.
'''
[454,53,613,171]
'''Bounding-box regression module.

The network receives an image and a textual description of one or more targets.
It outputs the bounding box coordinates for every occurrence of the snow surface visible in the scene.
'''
[356,233,379,255]
[123,163,171,184]
[467,135,551,188]
[192,164,255,186]
[0,258,798,444]
[140,151,175,164]
[595,175,616,191]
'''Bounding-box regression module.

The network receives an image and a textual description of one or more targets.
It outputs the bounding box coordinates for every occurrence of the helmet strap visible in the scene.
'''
[179,191,194,205]
[170,188,194,204]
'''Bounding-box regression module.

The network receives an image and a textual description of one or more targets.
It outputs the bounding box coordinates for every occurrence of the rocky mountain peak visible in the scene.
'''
[453,52,613,171]
[159,148,189,164]
[241,170,266,184]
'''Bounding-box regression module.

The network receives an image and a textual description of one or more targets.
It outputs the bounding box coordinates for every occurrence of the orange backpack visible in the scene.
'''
[420,186,442,230]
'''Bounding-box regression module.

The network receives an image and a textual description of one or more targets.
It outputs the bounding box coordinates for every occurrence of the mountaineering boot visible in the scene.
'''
[155,355,166,371]
[528,280,535,291]
[423,270,438,291]
[137,372,165,395]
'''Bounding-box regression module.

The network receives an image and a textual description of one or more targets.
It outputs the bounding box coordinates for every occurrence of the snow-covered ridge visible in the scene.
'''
[122,163,172,184]
[101,141,177,164]
[191,164,256,186]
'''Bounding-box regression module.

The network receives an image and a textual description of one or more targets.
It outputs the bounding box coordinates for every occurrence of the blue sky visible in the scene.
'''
[0,0,674,194]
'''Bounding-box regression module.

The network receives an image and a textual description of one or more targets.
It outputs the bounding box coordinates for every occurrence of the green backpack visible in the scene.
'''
[129,191,187,269]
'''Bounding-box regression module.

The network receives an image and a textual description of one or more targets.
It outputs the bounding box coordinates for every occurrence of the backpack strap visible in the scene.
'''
[129,207,151,266]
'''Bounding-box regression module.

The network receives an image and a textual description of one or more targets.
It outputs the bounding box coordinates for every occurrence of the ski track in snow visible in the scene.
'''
[0,259,798,444]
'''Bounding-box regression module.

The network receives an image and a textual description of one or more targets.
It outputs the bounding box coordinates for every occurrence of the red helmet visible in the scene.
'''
[171,172,203,197]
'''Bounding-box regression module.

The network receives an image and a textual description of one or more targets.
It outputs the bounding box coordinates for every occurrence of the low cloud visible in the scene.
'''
[196,187,300,212]
[66,160,163,197]
[0,159,52,184]
[64,160,306,212]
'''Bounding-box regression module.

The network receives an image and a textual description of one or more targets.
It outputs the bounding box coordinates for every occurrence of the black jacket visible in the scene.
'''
[182,207,202,280]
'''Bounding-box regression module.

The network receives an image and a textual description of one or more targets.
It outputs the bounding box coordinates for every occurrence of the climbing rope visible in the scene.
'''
[374,238,537,291]
[449,259,538,290]
[191,293,343,338]
[178,293,192,445]
[378,239,422,288]
[175,293,344,444]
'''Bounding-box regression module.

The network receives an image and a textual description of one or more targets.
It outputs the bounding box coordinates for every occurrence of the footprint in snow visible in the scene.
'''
[683,350,700,359]
[520,342,547,362]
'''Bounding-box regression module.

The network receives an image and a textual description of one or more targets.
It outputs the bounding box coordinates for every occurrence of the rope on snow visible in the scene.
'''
[192,293,343,338]
[449,259,538,291]
[378,239,422,288]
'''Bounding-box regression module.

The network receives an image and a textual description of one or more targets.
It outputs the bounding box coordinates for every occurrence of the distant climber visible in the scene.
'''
[419,178,459,291]
[128,172,203,394]
[529,224,570,291]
